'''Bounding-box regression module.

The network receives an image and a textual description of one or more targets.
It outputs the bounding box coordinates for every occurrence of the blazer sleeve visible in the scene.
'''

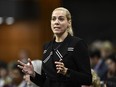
[30,69,46,86]
[66,40,92,85]
[30,44,47,86]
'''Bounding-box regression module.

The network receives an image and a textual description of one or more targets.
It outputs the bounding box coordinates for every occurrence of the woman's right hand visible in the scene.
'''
[18,58,35,77]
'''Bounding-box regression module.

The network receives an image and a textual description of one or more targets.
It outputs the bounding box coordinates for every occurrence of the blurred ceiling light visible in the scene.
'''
[0,17,3,24]
[6,17,14,25]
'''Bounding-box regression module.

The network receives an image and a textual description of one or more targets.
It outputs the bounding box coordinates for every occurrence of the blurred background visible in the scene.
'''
[0,0,116,87]
[0,0,116,62]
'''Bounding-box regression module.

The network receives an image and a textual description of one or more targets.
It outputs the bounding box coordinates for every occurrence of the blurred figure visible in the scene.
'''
[24,74,39,87]
[105,53,116,78]
[90,49,101,68]
[89,49,107,81]
[89,40,103,51]
[0,61,11,87]
[5,62,27,87]
[100,41,114,59]
[24,60,42,87]
[105,53,116,87]
[18,49,30,64]
[106,77,116,87]
[82,69,101,87]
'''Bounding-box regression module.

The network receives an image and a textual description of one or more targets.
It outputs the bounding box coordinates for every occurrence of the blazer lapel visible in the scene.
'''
[56,34,72,59]
[42,41,53,63]
[43,34,72,62]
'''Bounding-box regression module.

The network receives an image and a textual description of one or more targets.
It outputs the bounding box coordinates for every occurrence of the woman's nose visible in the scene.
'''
[54,19,59,24]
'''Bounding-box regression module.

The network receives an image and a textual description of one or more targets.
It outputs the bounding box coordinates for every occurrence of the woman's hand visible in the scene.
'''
[55,59,68,75]
[17,58,35,77]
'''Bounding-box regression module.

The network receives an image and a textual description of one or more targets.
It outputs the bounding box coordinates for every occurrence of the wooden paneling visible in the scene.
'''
[0,0,60,63]
[39,0,61,41]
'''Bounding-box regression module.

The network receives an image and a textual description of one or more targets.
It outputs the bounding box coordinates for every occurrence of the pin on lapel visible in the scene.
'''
[43,50,47,54]
[68,47,74,51]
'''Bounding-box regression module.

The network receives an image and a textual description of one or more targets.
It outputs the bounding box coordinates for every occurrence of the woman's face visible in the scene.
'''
[51,10,70,35]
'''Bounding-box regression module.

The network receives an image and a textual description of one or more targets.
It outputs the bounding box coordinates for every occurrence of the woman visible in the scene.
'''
[18,7,92,87]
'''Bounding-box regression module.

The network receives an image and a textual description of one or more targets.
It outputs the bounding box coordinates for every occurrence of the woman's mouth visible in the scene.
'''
[54,27,60,29]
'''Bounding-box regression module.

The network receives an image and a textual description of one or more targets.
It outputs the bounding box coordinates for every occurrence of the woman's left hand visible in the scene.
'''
[55,60,68,75]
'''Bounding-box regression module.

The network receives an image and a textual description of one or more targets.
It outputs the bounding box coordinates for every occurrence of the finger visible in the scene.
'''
[56,65,61,73]
[57,68,61,73]
[25,71,28,74]
[55,61,62,64]
[23,75,26,79]
[22,69,28,74]
[57,70,60,73]
[17,65,23,69]
[18,60,25,66]
[28,58,32,65]
[55,62,64,66]
[60,62,64,66]
[22,70,25,73]
[56,65,63,68]
[57,68,63,73]
[56,67,63,70]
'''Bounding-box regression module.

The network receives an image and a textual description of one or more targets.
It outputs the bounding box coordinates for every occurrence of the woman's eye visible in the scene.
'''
[51,17,65,21]
[51,17,56,21]
[58,17,64,21]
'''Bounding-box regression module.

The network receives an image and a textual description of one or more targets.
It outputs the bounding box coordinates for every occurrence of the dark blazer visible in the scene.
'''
[94,59,107,81]
[30,34,92,87]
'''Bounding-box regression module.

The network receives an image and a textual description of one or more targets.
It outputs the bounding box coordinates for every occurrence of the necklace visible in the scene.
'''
[53,42,62,51]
